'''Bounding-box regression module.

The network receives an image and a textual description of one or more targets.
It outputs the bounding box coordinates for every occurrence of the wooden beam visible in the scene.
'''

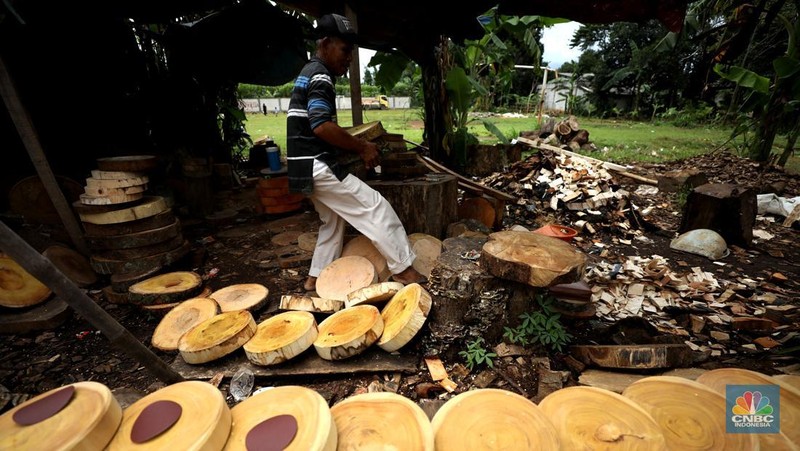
[0,55,90,255]
[345,5,364,127]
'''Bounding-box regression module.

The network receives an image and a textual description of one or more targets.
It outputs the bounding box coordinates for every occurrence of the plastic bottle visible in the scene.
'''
[229,367,254,402]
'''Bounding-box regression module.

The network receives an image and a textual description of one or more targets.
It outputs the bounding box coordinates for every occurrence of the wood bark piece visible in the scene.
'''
[78,196,168,225]
[208,283,268,312]
[84,219,180,250]
[314,305,384,361]
[79,210,175,236]
[696,368,800,447]
[279,295,344,314]
[0,255,51,308]
[538,386,668,450]
[431,388,560,450]
[316,255,378,301]
[244,311,318,366]
[679,183,757,247]
[377,283,432,352]
[89,240,190,275]
[0,296,71,335]
[178,310,257,364]
[481,231,587,287]
[108,381,231,450]
[151,298,219,351]
[341,236,391,282]
[622,376,757,450]
[0,382,122,450]
[571,344,693,369]
[128,271,203,306]
[226,386,336,451]
[42,245,98,287]
[367,174,459,238]
[79,192,143,205]
[297,232,318,252]
[411,236,442,279]
[85,175,149,189]
[95,155,157,172]
[346,282,405,308]
[331,392,433,451]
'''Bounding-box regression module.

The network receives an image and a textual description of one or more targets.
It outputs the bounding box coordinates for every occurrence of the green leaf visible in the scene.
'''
[445,67,474,115]
[481,120,510,144]
[774,57,800,79]
[371,52,411,94]
[714,64,770,94]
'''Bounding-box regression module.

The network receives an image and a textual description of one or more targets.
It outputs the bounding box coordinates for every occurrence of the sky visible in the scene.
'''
[356,21,583,79]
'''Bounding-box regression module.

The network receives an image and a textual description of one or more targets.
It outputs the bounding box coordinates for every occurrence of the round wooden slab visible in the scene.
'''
[341,236,391,282]
[0,296,71,335]
[80,210,175,236]
[314,305,383,361]
[0,255,51,308]
[0,382,122,450]
[411,237,442,279]
[316,256,378,302]
[178,310,257,364]
[377,283,432,352]
[244,311,318,366]
[209,283,268,312]
[84,219,181,250]
[622,376,757,450]
[151,298,219,351]
[297,232,318,252]
[271,230,303,247]
[431,388,560,450]
[696,368,800,447]
[538,386,668,450]
[96,155,157,172]
[89,240,190,275]
[128,271,203,306]
[408,233,443,248]
[345,121,386,142]
[226,385,336,451]
[332,392,433,451]
[42,245,98,287]
[9,175,84,225]
[345,281,404,308]
[108,381,231,450]
[78,196,168,225]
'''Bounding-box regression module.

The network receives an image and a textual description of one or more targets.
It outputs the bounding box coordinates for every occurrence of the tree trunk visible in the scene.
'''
[777,124,799,167]
[421,36,452,165]
[678,183,756,247]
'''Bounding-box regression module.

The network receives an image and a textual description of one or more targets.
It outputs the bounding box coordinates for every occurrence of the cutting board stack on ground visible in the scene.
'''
[72,155,191,302]
[4,368,796,450]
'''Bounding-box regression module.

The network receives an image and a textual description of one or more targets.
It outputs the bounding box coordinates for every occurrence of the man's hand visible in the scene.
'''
[359,141,380,170]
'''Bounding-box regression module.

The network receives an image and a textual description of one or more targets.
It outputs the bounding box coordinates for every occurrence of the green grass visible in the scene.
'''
[243,109,798,173]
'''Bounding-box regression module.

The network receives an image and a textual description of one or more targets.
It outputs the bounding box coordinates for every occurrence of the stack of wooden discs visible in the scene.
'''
[548,280,595,318]
[380,151,430,179]
[255,176,305,215]
[0,254,71,334]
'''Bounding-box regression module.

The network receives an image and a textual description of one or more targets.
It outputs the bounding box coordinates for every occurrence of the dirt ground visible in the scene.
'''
[1,151,798,413]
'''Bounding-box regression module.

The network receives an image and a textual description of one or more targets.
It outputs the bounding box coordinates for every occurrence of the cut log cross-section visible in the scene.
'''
[42,245,98,288]
[410,234,442,279]
[127,271,203,306]
[331,392,433,451]
[178,310,257,364]
[341,236,391,282]
[0,255,51,308]
[346,282,404,308]
[314,305,384,361]
[377,283,432,352]
[151,298,219,351]
[209,283,268,312]
[316,255,378,301]
[279,295,344,314]
[77,196,169,225]
[481,231,587,287]
[244,311,318,366]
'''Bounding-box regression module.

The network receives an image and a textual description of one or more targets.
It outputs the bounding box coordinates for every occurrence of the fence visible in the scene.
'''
[241,97,412,113]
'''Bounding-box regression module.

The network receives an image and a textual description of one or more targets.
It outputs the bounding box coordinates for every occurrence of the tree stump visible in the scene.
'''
[679,183,756,247]
[463,143,523,177]
[425,236,539,360]
[367,174,458,239]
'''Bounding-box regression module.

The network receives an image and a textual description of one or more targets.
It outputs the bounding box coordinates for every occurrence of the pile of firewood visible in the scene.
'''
[519,115,596,152]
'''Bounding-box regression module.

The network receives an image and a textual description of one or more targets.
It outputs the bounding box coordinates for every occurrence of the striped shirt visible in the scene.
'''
[286,57,346,194]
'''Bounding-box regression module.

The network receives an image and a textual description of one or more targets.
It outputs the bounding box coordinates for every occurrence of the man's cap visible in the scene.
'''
[315,13,357,42]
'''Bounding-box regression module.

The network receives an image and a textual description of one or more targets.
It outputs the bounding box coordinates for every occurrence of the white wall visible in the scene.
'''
[242,97,412,113]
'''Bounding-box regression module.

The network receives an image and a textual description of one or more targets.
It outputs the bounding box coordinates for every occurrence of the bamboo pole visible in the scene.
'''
[0,54,90,256]
[0,220,184,384]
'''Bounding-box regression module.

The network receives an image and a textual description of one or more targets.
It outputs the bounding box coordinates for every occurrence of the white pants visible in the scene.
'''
[307,159,415,277]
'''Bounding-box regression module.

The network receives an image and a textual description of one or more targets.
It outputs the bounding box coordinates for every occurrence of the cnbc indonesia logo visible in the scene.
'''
[726,385,780,434]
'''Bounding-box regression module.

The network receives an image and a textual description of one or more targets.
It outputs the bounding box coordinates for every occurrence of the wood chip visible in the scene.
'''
[438,377,458,393]
[424,357,448,382]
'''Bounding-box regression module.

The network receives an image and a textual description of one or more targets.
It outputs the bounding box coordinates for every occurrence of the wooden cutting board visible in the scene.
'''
[332,392,433,450]
[78,196,169,225]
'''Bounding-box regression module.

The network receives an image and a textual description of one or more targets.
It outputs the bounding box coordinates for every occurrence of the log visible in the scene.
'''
[314,305,383,361]
[244,311,318,366]
[316,256,377,301]
[42,245,98,288]
[331,392,434,451]
[415,154,516,202]
[463,143,522,177]
[0,255,51,308]
[571,129,590,146]
[367,174,458,238]
[345,121,387,142]
[377,283,432,352]
[679,183,757,247]
[208,283,268,312]
[622,376,758,450]
[279,294,344,314]
[570,344,694,370]
[107,381,230,450]
[411,237,442,279]
[128,271,204,306]
[480,231,587,287]
[178,310,257,364]
[431,389,560,450]
[0,382,122,450]
[538,386,667,450]
[341,235,391,282]
[151,298,219,351]
[226,386,335,450]
[346,281,404,308]
[656,168,708,193]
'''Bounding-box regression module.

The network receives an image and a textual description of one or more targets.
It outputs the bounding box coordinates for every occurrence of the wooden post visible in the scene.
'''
[0,55,90,256]
[0,220,184,384]
[345,5,363,127]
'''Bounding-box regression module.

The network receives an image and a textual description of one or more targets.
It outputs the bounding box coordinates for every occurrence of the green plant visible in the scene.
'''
[459,337,497,370]
[675,183,692,210]
[503,294,573,352]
